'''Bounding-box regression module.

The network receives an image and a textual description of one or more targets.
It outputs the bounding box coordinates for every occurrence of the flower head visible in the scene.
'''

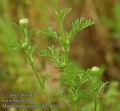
[19,18,29,26]
[91,66,100,72]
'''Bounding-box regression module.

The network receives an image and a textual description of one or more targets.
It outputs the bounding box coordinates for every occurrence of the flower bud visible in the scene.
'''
[19,18,29,26]
[22,42,27,48]
[91,66,99,71]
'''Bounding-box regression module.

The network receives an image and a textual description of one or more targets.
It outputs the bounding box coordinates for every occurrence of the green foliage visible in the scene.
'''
[68,18,94,42]
[61,65,104,107]
[55,8,71,24]
[14,18,55,111]
[40,74,50,90]
[40,27,58,39]
[13,18,46,91]
[39,8,95,67]
[13,18,36,64]
[1,1,120,111]
[40,45,66,68]
[39,8,105,111]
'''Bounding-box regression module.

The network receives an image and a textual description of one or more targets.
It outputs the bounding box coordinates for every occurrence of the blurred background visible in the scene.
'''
[0,0,120,111]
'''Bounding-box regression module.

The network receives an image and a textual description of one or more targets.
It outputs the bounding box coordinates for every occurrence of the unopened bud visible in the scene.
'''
[19,18,29,26]
[91,66,99,71]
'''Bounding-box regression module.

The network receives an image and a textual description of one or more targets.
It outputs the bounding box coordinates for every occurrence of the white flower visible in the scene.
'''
[91,66,99,71]
[19,18,29,25]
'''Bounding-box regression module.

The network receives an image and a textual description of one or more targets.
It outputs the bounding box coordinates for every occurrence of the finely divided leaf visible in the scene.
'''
[68,18,94,41]
[55,8,71,24]
[40,27,57,39]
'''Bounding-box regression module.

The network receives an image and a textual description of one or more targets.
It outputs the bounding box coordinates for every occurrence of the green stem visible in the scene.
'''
[28,56,54,111]
[74,103,78,111]
[22,26,54,111]
[94,99,97,111]
[75,104,78,111]
[44,89,55,111]
[28,56,42,86]
[94,82,108,111]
